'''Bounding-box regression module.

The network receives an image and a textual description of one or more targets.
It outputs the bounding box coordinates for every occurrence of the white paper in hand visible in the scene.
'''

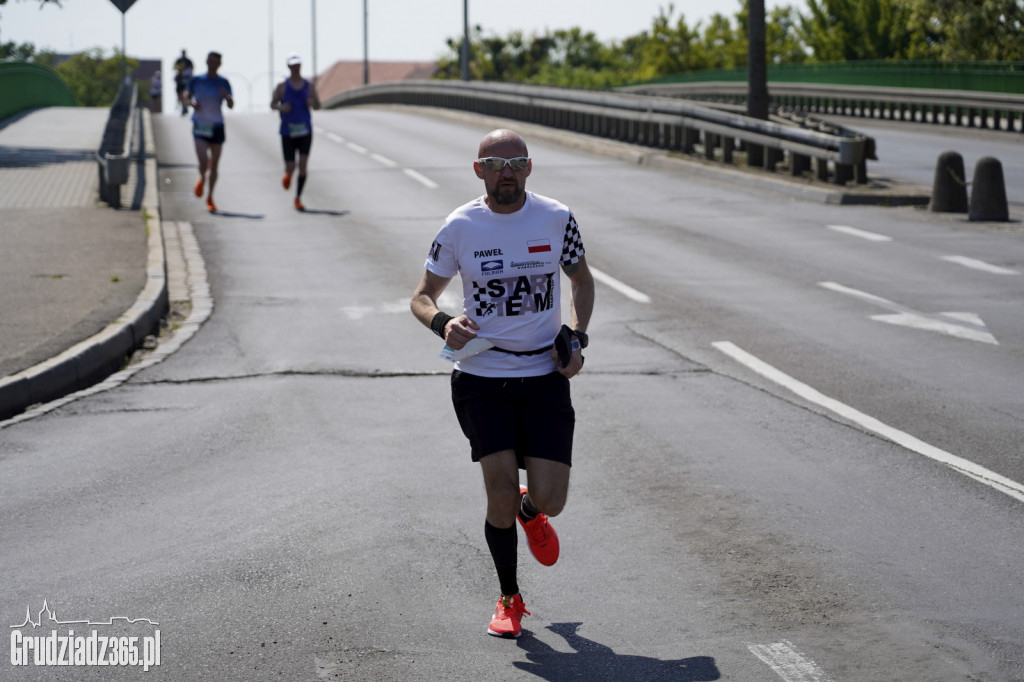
[439,337,495,362]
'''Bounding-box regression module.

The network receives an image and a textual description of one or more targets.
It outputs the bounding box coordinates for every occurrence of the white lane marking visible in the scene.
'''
[346,142,368,155]
[325,132,345,144]
[340,292,460,321]
[589,266,651,303]
[713,341,1024,504]
[940,255,1020,276]
[402,168,438,189]
[748,641,833,682]
[370,153,398,168]
[819,281,997,345]
[826,224,892,242]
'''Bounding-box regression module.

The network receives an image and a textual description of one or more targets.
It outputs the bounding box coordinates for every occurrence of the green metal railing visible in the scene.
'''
[643,61,1024,95]
[0,61,77,121]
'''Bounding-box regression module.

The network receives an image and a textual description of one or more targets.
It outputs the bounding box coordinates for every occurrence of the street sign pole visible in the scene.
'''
[107,0,139,83]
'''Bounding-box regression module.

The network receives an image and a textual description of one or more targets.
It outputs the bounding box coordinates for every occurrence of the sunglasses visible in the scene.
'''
[477,156,530,171]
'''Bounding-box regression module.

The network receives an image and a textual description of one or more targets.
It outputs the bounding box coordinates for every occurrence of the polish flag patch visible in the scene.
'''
[528,239,551,253]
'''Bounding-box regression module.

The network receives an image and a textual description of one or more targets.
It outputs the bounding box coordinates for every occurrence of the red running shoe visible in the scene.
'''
[517,486,559,566]
[293,197,305,211]
[206,197,216,213]
[193,177,204,197]
[282,173,292,190]
[487,594,530,638]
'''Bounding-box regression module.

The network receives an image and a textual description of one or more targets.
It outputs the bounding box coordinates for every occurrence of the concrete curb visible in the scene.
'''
[0,108,168,422]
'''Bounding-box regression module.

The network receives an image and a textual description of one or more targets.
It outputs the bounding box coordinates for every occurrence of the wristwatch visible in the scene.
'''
[571,329,588,350]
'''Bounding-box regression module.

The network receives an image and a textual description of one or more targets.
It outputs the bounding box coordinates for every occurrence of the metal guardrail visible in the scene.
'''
[96,81,138,208]
[622,81,1024,133]
[323,80,874,185]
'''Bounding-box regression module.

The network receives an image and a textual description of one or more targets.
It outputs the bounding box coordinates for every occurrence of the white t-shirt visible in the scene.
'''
[425,192,585,377]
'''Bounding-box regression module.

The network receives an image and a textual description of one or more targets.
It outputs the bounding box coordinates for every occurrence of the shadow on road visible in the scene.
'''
[0,146,94,167]
[514,622,720,681]
[297,208,350,217]
[209,210,265,220]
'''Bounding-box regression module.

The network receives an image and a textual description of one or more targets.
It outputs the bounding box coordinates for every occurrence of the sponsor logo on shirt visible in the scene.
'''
[511,260,547,270]
[481,259,504,275]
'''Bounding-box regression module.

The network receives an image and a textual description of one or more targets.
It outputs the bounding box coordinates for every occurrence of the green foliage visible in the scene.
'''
[904,0,1024,61]
[435,0,1023,88]
[797,0,915,61]
[55,47,137,106]
[436,3,801,87]
[1,40,56,64]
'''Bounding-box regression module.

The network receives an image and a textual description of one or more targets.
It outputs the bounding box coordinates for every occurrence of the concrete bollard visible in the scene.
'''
[930,151,968,213]
[969,156,1010,222]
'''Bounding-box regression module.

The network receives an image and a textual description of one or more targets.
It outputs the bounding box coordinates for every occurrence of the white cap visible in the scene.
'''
[286,53,302,66]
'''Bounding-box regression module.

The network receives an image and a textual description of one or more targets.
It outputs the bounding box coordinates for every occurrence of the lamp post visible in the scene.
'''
[747,0,768,121]
[311,0,318,82]
[461,0,469,81]
[362,0,369,85]
[268,0,275,98]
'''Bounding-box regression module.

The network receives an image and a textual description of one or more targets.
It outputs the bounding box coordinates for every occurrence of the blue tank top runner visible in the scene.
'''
[279,79,312,138]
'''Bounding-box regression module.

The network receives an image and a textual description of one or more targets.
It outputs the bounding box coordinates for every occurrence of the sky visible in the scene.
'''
[1,0,791,113]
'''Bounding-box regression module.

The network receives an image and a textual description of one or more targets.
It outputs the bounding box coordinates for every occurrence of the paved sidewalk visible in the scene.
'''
[0,106,167,420]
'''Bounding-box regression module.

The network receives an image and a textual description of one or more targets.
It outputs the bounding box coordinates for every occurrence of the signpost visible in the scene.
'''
[108,0,139,82]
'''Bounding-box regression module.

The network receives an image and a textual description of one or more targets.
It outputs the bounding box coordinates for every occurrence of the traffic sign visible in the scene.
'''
[108,0,138,13]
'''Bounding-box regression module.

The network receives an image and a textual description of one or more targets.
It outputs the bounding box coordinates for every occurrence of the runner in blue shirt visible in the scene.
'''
[185,51,234,212]
[271,53,320,211]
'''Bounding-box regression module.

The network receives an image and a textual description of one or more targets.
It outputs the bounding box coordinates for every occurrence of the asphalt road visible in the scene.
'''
[2,106,1023,681]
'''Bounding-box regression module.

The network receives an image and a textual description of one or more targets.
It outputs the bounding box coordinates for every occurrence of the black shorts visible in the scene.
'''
[193,123,226,145]
[451,370,574,469]
[281,134,312,162]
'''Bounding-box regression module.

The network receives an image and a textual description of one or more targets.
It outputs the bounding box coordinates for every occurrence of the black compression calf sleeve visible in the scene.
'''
[296,174,307,198]
[484,521,519,596]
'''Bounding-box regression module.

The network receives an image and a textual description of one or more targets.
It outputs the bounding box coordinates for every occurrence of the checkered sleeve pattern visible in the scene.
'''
[560,213,585,266]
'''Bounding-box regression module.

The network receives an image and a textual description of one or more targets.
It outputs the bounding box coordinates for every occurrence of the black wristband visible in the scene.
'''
[431,312,454,339]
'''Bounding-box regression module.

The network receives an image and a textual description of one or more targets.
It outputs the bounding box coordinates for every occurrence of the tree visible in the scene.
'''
[798,0,915,61]
[765,6,807,65]
[0,40,56,64]
[697,12,748,70]
[55,47,137,106]
[904,0,1024,61]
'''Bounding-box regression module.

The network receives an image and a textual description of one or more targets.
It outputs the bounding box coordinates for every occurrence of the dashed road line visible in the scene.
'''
[321,130,437,189]
[370,153,398,168]
[402,168,438,189]
[589,266,651,303]
[826,224,892,242]
[940,255,1020,275]
[713,340,1024,503]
